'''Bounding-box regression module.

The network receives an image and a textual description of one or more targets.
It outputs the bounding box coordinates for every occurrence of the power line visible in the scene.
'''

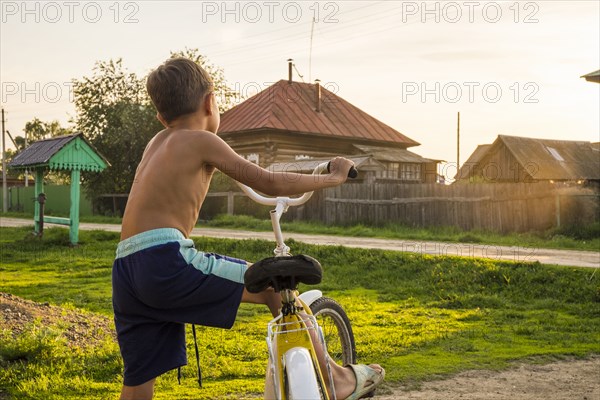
[196,4,403,60]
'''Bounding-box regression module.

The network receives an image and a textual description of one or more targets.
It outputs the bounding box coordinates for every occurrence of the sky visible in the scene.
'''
[1,0,599,180]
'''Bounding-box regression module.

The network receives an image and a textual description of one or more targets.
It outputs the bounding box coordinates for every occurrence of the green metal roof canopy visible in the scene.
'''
[9,133,109,244]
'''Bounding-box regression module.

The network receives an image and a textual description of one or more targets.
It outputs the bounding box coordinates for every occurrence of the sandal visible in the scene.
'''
[345,364,385,400]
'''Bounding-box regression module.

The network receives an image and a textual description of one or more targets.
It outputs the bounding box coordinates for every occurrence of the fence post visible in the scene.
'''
[69,169,81,245]
[555,194,561,228]
[227,191,234,215]
[34,169,44,234]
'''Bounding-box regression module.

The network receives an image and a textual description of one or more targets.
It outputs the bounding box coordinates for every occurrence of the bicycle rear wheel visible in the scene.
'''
[310,297,356,366]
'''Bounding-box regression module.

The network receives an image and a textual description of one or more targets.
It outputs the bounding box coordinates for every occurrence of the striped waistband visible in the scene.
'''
[116,228,193,259]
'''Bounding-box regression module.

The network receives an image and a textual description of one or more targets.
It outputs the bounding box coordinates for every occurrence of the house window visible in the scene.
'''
[376,162,400,179]
[546,146,564,162]
[376,162,421,180]
[246,153,259,164]
[384,162,400,179]
[400,163,421,181]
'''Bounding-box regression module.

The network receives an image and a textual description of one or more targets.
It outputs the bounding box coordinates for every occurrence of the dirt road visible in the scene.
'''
[378,356,600,400]
[1,217,598,268]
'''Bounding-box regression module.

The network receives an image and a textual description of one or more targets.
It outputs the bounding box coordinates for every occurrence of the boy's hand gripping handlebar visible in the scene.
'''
[327,161,359,179]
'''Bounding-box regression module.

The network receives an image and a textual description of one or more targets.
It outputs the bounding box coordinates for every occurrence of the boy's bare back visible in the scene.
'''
[120,129,216,240]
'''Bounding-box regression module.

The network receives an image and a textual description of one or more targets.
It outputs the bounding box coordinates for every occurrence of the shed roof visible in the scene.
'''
[9,133,109,172]
[218,80,419,147]
[455,144,492,180]
[494,135,599,180]
[581,69,600,83]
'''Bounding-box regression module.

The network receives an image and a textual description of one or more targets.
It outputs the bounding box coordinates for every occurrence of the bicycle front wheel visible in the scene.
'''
[310,297,357,366]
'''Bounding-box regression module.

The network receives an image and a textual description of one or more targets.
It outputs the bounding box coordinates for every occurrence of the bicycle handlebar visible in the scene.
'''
[236,161,357,207]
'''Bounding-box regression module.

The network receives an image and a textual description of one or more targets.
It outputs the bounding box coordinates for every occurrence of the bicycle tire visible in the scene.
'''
[310,296,357,366]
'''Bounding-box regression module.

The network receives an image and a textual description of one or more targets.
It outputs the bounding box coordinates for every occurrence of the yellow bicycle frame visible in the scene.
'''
[270,294,331,400]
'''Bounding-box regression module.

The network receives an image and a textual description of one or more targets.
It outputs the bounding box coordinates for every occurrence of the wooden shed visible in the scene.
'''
[456,135,600,184]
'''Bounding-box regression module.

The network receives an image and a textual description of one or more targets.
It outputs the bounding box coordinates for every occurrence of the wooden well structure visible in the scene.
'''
[8,133,109,244]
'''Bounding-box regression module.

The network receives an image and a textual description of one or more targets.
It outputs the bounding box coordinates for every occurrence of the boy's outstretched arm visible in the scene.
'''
[197,131,354,196]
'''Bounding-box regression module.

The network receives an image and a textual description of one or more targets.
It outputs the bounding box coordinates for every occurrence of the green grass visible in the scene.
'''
[0,226,599,399]
[203,214,600,251]
[4,211,599,251]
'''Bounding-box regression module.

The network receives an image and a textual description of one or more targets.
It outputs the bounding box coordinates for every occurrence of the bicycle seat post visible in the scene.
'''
[270,199,290,256]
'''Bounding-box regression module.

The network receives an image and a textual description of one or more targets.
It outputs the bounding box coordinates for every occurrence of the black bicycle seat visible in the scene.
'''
[244,255,322,293]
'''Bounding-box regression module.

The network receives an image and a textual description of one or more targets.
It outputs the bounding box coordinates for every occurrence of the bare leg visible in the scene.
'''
[241,287,281,317]
[300,312,383,399]
[120,378,156,400]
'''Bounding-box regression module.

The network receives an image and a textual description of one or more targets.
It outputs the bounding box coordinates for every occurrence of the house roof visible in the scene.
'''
[218,80,420,147]
[492,135,599,180]
[9,133,109,172]
[581,69,600,83]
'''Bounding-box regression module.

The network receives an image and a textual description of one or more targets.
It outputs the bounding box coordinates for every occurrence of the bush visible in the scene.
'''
[554,222,600,240]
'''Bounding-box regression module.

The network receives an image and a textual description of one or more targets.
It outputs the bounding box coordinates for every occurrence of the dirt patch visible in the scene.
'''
[378,357,600,400]
[0,292,115,348]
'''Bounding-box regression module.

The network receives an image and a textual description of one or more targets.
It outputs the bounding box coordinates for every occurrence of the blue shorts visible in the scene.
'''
[112,228,248,386]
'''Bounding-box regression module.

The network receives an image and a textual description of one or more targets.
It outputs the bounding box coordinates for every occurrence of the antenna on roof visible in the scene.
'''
[315,79,322,113]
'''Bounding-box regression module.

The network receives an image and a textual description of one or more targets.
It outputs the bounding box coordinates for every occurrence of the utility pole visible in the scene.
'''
[24,130,28,187]
[309,16,315,82]
[2,108,7,213]
[456,111,461,171]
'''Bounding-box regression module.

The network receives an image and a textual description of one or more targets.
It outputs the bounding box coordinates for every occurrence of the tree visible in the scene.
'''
[24,118,71,142]
[14,136,26,150]
[72,59,161,208]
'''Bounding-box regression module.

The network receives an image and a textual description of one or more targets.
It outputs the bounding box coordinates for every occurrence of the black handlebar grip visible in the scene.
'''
[348,166,358,179]
[327,162,359,179]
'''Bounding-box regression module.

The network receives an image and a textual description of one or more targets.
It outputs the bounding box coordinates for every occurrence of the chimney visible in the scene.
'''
[315,79,322,112]
[287,59,293,83]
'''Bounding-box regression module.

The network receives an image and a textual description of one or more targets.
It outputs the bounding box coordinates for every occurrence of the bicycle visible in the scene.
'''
[240,161,360,400]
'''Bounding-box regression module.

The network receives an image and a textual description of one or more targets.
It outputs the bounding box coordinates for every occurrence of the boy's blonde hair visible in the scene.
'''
[147,58,214,123]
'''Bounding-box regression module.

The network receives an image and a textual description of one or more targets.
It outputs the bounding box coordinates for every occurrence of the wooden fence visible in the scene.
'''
[283,182,599,233]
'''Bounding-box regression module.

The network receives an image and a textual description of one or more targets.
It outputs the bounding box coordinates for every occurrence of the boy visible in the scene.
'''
[112,57,384,399]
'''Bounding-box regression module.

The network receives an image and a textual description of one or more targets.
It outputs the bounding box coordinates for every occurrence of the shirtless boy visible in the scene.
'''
[112,57,384,400]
